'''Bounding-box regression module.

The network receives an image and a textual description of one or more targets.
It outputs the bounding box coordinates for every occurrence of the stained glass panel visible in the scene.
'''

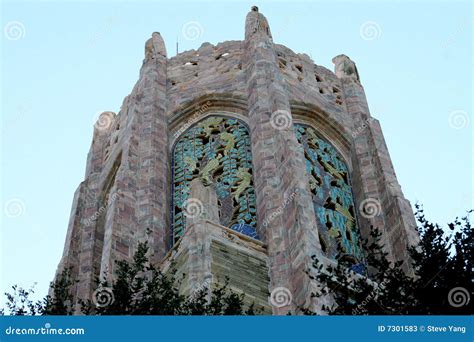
[294,124,364,272]
[171,116,258,244]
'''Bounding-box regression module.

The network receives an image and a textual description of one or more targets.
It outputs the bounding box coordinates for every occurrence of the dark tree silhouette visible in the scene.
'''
[306,205,473,315]
[3,206,471,316]
[2,242,261,316]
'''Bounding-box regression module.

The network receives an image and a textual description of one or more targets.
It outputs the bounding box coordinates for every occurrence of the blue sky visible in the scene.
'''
[1,0,472,302]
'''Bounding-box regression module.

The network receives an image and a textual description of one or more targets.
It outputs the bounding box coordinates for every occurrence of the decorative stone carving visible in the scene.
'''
[332,54,360,83]
[246,6,272,39]
[187,178,220,225]
[145,32,166,60]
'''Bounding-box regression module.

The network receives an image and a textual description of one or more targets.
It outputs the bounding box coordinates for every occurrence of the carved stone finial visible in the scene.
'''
[145,32,167,61]
[245,6,272,40]
[332,54,360,83]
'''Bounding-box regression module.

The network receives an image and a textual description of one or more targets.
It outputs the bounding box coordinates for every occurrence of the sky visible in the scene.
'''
[1,0,472,303]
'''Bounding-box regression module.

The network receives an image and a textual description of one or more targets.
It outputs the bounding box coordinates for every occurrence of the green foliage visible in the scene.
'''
[42,268,75,315]
[5,205,470,316]
[3,242,261,316]
[2,284,42,316]
[307,205,473,315]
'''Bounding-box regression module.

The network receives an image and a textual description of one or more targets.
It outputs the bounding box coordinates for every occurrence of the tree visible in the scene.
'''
[306,205,473,315]
[80,242,260,315]
[3,242,261,316]
[42,268,75,315]
[4,207,471,316]
[2,284,42,316]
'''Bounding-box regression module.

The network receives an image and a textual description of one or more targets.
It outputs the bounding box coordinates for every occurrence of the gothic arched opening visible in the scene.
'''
[294,124,365,274]
[171,116,258,245]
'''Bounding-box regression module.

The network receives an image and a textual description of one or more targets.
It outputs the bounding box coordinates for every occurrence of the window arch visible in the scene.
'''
[171,116,258,245]
[294,124,365,273]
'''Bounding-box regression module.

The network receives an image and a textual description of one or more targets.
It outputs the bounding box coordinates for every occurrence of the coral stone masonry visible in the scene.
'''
[55,6,419,314]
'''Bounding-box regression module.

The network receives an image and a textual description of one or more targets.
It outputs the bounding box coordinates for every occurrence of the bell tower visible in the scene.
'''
[55,6,419,314]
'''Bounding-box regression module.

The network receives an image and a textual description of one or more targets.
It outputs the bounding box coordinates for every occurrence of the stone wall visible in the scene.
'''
[161,220,271,313]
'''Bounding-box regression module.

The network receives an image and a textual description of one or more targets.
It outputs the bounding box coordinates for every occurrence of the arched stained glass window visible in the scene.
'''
[171,116,258,244]
[294,124,365,273]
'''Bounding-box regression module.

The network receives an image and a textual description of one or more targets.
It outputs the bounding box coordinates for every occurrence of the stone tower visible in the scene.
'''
[55,6,419,314]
